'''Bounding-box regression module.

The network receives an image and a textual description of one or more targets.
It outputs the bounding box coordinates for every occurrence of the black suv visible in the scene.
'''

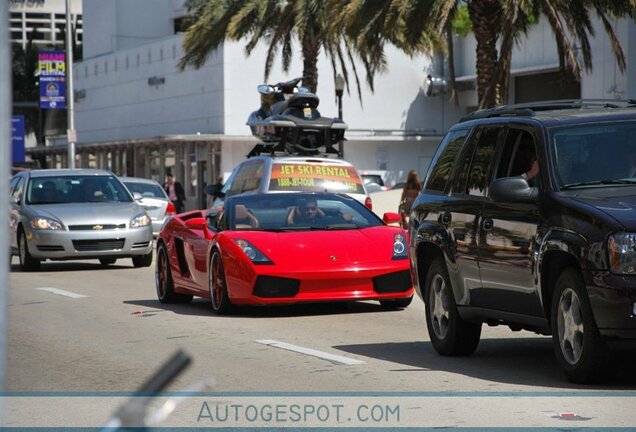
[409,100,636,383]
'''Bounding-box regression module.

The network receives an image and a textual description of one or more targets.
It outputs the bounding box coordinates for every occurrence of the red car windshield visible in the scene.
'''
[227,193,382,231]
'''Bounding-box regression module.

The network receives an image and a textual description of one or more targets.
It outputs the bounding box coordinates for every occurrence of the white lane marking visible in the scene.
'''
[36,287,88,299]
[256,339,365,365]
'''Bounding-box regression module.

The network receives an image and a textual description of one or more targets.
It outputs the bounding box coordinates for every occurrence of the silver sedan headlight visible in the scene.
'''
[130,213,151,228]
[608,232,636,274]
[31,217,64,231]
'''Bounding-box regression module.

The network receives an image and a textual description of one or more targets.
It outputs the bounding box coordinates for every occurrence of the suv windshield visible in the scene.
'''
[551,121,636,189]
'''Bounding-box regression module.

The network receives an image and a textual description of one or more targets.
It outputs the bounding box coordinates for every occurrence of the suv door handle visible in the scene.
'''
[439,212,452,226]
[482,218,494,231]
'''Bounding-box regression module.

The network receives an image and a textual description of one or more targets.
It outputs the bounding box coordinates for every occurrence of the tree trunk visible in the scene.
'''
[445,23,459,106]
[468,0,501,108]
[301,29,321,93]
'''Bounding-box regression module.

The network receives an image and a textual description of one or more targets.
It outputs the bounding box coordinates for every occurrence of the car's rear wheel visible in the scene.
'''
[551,268,614,383]
[18,229,40,271]
[209,250,233,315]
[155,244,192,304]
[132,251,153,268]
[99,258,117,265]
[425,258,481,356]
[380,296,413,310]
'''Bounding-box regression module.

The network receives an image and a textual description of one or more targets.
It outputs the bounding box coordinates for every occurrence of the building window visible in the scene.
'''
[189,151,197,196]
[149,149,161,182]
[173,16,190,33]
[164,148,176,180]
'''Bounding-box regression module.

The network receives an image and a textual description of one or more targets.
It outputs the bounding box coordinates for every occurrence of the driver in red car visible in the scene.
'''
[287,197,352,225]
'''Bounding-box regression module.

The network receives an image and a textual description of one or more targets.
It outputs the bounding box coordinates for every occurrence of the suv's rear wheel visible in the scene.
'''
[425,258,481,356]
[551,268,614,383]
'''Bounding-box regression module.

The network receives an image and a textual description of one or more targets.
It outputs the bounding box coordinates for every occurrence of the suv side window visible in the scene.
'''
[465,126,502,197]
[424,129,469,193]
[496,128,538,180]
[234,159,264,194]
[221,167,239,197]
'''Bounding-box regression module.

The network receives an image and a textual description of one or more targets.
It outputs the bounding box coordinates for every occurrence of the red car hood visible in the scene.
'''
[229,227,402,267]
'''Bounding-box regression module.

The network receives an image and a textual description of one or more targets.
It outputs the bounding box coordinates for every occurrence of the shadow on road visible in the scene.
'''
[10,260,136,272]
[124,298,391,318]
[333,339,636,389]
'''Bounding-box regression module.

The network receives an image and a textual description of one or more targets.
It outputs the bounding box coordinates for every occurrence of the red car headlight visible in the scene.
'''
[392,233,408,260]
[234,239,273,264]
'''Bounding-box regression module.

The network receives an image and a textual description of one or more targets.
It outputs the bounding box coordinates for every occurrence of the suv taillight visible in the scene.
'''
[365,196,373,210]
[166,202,176,216]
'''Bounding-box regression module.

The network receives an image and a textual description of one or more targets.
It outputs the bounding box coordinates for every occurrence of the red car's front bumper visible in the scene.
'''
[225,260,413,305]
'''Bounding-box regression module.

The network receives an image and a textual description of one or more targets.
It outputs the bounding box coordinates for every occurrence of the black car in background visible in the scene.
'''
[409,100,636,383]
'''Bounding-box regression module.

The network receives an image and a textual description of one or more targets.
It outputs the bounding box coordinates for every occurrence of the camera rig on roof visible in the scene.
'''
[246,77,347,158]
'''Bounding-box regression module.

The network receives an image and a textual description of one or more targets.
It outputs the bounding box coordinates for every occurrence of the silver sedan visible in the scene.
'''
[9,169,154,271]
[119,176,175,236]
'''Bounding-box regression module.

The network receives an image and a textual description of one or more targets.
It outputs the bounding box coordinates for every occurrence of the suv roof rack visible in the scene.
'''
[460,99,636,122]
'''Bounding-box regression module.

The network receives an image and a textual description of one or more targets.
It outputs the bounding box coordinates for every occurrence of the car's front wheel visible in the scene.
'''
[551,268,614,383]
[425,258,481,356]
[155,243,192,304]
[209,250,233,315]
[132,251,153,268]
[18,229,40,271]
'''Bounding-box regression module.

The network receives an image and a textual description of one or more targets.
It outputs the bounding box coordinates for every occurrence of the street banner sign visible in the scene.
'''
[11,115,26,164]
[38,50,66,109]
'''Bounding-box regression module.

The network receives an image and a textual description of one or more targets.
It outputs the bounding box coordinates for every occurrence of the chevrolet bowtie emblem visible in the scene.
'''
[92,225,104,230]
[330,255,337,261]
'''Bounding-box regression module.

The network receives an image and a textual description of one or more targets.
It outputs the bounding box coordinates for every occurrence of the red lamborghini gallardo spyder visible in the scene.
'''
[155,192,413,314]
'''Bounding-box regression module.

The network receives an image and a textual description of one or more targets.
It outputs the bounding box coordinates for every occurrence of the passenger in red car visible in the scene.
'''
[235,204,260,228]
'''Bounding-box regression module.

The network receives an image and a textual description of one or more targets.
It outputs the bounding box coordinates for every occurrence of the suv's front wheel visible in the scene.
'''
[425,258,481,356]
[551,268,614,383]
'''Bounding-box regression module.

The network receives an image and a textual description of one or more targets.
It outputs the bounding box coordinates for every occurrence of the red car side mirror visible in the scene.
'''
[185,217,212,238]
[383,212,401,225]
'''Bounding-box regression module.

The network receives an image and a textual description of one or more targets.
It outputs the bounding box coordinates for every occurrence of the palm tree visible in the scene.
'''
[341,0,636,108]
[178,0,381,97]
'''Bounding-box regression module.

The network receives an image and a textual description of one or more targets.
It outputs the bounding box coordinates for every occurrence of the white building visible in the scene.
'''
[9,0,82,50]
[28,0,636,210]
[453,17,636,107]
